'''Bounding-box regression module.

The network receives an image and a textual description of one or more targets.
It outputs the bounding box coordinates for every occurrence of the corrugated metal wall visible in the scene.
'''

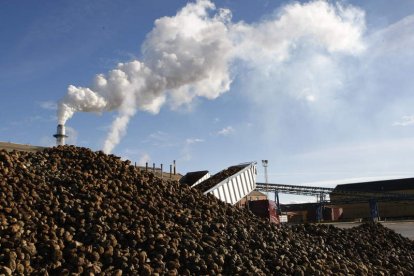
[205,163,257,205]
[191,173,211,188]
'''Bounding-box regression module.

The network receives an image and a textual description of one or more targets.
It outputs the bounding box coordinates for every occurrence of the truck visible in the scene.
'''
[248,199,280,224]
[181,162,280,224]
[181,162,257,205]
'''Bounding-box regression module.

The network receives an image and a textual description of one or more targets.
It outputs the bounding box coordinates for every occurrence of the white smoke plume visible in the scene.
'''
[57,0,365,153]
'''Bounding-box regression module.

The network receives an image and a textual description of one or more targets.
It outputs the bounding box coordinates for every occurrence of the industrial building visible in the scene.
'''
[330,178,414,220]
[256,179,414,222]
[281,203,343,223]
[237,190,268,207]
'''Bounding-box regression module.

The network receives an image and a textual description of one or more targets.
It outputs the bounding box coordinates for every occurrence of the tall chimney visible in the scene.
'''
[53,124,68,146]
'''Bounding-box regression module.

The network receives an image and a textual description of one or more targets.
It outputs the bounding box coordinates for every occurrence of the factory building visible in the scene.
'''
[237,191,268,207]
[279,203,343,223]
[331,178,414,220]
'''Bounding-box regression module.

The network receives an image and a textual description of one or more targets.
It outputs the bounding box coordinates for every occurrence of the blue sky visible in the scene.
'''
[1,0,414,203]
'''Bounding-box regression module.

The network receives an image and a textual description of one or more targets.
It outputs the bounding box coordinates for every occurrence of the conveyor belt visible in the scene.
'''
[256,182,414,202]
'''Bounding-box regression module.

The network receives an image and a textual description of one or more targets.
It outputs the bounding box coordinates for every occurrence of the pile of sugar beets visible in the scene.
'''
[1,146,413,275]
[192,166,244,193]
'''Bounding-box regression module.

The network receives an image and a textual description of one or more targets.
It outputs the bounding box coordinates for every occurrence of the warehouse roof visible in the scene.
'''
[334,178,414,192]
[248,190,267,197]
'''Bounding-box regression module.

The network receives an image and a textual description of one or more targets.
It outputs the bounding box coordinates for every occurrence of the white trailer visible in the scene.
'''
[198,162,257,205]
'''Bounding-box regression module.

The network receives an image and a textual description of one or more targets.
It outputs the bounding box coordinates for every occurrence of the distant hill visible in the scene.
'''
[0,142,45,152]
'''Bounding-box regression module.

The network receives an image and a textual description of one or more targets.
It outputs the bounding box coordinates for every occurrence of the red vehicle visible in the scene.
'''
[248,200,280,224]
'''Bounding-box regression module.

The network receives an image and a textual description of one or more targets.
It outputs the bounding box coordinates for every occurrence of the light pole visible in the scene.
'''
[262,160,268,196]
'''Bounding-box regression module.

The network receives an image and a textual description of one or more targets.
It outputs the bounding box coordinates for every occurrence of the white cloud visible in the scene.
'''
[148,131,168,140]
[57,0,365,153]
[287,138,414,182]
[186,138,205,144]
[181,137,204,161]
[143,131,176,148]
[217,126,235,136]
[138,153,151,166]
[237,3,414,170]
[39,136,55,147]
[393,115,414,126]
[231,0,365,65]
[369,14,414,58]
[65,126,78,145]
[9,115,56,126]
[38,101,58,110]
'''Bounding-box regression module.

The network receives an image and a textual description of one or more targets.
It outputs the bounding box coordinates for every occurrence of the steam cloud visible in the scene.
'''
[57,0,365,153]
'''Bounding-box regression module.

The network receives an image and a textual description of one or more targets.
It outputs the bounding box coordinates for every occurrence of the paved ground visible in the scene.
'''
[329,221,414,240]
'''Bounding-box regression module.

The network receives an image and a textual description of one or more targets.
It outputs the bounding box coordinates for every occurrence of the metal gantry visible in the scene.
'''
[256,182,414,221]
[256,182,414,201]
[256,182,333,197]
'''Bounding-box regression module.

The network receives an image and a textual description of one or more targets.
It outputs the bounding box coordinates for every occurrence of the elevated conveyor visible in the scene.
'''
[256,182,414,202]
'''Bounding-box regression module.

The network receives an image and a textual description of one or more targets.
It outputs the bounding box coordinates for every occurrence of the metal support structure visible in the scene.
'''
[369,199,379,222]
[316,203,323,222]
[316,192,327,222]
[275,191,281,214]
[256,182,414,210]
[256,182,414,201]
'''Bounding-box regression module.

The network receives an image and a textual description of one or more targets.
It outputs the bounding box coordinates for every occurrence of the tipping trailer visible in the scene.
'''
[190,162,257,205]
[181,163,280,223]
[179,170,210,187]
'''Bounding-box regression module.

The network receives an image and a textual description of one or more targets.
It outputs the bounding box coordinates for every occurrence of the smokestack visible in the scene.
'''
[53,124,68,146]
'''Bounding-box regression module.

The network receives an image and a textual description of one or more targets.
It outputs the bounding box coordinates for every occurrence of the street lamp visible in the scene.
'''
[262,160,268,194]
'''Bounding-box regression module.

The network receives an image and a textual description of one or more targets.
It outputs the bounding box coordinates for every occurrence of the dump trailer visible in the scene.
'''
[179,170,210,187]
[248,200,280,224]
[186,162,257,205]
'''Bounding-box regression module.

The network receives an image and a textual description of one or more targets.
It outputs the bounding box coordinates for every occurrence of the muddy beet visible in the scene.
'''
[193,165,244,192]
[1,146,413,275]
